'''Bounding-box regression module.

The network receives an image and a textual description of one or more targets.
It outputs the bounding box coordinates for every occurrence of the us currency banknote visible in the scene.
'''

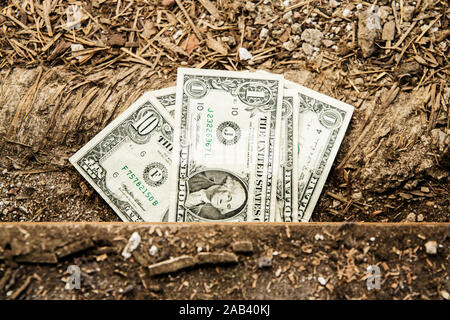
[151,84,300,222]
[275,89,299,222]
[285,80,354,222]
[169,68,284,222]
[151,87,176,117]
[69,93,174,222]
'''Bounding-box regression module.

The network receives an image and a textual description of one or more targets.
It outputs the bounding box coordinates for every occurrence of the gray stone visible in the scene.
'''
[283,40,296,51]
[329,0,340,8]
[358,5,381,57]
[405,212,416,222]
[424,241,437,255]
[302,42,314,56]
[301,28,323,46]
[403,6,415,22]
[258,256,273,268]
[291,23,302,35]
[382,20,396,41]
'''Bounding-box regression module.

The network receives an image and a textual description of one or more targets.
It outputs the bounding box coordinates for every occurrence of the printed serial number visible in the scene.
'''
[205,107,214,157]
[122,165,158,206]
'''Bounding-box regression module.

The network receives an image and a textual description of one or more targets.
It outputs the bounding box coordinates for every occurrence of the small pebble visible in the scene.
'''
[403,6,415,21]
[405,212,416,222]
[343,9,352,17]
[314,234,324,241]
[149,245,158,256]
[301,28,323,46]
[318,276,327,286]
[283,11,293,21]
[238,47,253,61]
[322,39,335,48]
[122,232,141,259]
[258,256,273,268]
[291,23,302,35]
[302,42,314,56]
[354,78,364,85]
[283,41,296,51]
[161,0,175,8]
[440,290,449,300]
[382,20,396,41]
[329,0,340,8]
[275,268,282,277]
[71,44,85,60]
[259,28,269,40]
[245,1,256,12]
[425,241,437,255]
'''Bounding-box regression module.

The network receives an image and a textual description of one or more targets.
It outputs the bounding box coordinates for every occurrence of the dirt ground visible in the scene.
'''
[0,223,449,300]
[0,0,449,301]
[0,0,448,223]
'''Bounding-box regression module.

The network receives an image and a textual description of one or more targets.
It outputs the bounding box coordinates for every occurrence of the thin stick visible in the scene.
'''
[392,21,417,49]
[415,15,441,43]
[120,47,154,68]
[175,0,203,41]
[43,0,53,37]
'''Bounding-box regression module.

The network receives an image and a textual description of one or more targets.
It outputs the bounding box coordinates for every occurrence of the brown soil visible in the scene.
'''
[0,0,448,301]
[0,0,448,224]
[0,223,449,300]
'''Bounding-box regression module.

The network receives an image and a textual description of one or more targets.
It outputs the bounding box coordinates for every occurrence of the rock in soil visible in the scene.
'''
[358,5,381,57]
[425,241,437,255]
[232,241,254,253]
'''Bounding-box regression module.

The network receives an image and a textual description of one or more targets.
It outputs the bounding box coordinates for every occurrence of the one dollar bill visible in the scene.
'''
[69,93,174,222]
[276,89,299,222]
[151,87,176,117]
[285,80,354,222]
[169,68,284,222]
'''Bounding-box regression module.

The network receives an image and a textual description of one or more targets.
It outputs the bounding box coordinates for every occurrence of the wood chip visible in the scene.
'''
[55,239,94,258]
[148,252,238,276]
[156,37,188,56]
[9,276,32,300]
[175,0,203,41]
[107,33,127,46]
[15,252,58,264]
[148,255,195,276]
[382,21,396,41]
[198,0,221,19]
[182,34,200,55]
[232,241,254,253]
[195,252,238,264]
[206,35,228,55]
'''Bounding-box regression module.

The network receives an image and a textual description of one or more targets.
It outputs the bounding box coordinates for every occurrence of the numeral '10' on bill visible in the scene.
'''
[69,93,174,222]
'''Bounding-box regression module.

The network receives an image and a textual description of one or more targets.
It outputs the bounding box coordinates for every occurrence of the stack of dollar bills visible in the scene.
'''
[70,68,353,222]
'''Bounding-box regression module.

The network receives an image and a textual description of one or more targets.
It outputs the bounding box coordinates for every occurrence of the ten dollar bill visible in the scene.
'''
[70,93,174,221]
